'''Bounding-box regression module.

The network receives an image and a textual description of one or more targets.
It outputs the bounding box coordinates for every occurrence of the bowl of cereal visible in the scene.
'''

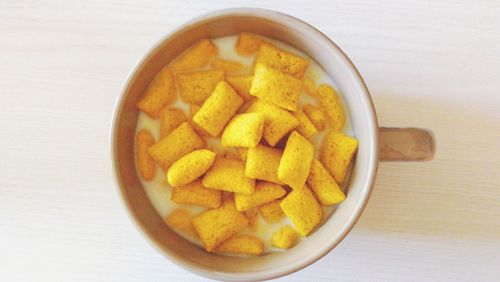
[111,8,434,281]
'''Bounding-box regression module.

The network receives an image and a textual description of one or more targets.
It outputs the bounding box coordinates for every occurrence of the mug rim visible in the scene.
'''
[111,7,379,281]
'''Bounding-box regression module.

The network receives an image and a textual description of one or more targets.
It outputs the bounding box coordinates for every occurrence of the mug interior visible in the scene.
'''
[112,8,378,281]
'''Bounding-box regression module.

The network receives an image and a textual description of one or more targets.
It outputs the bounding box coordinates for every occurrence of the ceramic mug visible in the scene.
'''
[111,8,435,281]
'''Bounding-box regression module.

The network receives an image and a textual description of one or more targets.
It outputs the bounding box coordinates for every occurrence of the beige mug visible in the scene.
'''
[111,8,435,281]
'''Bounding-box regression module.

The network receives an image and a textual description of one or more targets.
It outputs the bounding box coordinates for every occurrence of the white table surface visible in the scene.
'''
[1,1,499,281]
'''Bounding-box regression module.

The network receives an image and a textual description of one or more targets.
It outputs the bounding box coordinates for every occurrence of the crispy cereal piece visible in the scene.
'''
[193,81,243,137]
[245,145,284,185]
[135,129,156,181]
[211,59,245,74]
[192,202,249,252]
[177,69,224,105]
[294,108,318,138]
[164,209,198,238]
[254,43,309,79]
[167,149,216,187]
[280,186,322,236]
[202,158,255,194]
[137,67,176,119]
[250,63,302,111]
[171,39,218,73]
[245,209,259,231]
[215,235,264,255]
[225,74,253,101]
[221,113,264,147]
[271,225,300,249]
[236,148,248,161]
[235,182,286,211]
[303,104,326,131]
[307,159,345,205]
[159,108,187,139]
[316,84,345,131]
[303,77,316,97]
[320,131,358,183]
[148,122,206,171]
[278,131,314,189]
[236,32,266,56]
[171,179,222,208]
[246,100,299,146]
[258,199,284,223]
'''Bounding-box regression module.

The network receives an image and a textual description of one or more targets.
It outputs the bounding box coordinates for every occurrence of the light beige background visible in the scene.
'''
[0,0,499,281]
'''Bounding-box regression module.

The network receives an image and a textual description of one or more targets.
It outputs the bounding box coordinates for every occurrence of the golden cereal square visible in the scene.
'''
[171,39,218,73]
[254,43,309,79]
[202,158,255,194]
[159,108,187,138]
[192,202,249,252]
[211,59,245,74]
[316,84,345,131]
[320,131,358,183]
[193,81,244,137]
[245,145,284,184]
[177,69,224,105]
[137,67,176,119]
[164,209,198,238]
[135,129,156,181]
[271,225,300,249]
[221,113,264,147]
[294,108,318,138]
[307,159,345,205]
[303,77,317,97]
[234,181,286,211]
[246,100,299,146]
[215,235,264,255]
[148,122,206,171]
[225,74,253,101]
[303,104,326,131]
[171,179,222,208]
[258,199,284,223]
[278,131,314,189]
[167,149,216,187]
[250,63,302,111]
[236,32,266,56]
[280,186,322,236]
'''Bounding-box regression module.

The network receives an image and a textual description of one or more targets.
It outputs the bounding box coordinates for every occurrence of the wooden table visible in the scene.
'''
[1,1,499,281]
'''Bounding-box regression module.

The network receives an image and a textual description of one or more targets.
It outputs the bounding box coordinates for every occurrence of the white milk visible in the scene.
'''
[135,35,353,254]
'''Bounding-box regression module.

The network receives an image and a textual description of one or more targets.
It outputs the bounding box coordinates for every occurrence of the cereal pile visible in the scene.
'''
[135,33,358,255]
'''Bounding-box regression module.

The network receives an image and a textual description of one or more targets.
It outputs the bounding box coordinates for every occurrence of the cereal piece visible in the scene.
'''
[307,159,345,205]
[235,32,266,56]
[137,67,176,119]
[167,149,216,187]
[303,104,325,131]
[177,69,224,105]
[172,179,222,208]
[164,209,198,237]
[245,209,259,231]
[149,122,206,171]
[235,182,286,211]
[236,148,248,161]
[189,104,201,119]
[250,63,302,111]
[193,81,243,137]
[320,131,358,183]
[254,43,309,79]
[135,129,156,181]
[215,235,264,255]
[246,100,299,146]
[278,131,314,189]
[225,74,253,101]
[159,108,187,138]
[171,39,218,73]
[294,108,318,138]
[211,59,245,74]
[221,113,264,147]
[192,202,249,252]
[316,84,345,131]
[280,186,322,236]
[245,145,284,185]
[202,158,255,194]
[258,200,284,223]
[303,77,316,97]
[271,225,300,249]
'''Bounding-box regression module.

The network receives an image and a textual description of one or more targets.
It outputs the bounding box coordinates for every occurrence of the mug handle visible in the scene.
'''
[379,128,435,161]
